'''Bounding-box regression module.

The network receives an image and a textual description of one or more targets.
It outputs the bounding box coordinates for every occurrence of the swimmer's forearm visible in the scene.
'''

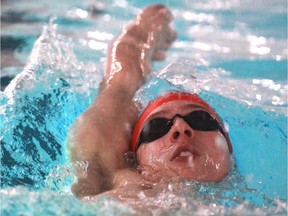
[103,28,153,97]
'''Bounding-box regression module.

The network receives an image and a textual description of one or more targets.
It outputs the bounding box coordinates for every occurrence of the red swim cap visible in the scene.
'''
[131,92,232,153]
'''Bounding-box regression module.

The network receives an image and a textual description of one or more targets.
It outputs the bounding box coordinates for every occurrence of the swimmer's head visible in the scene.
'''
[131,91,233,182]
[131,92,232,152]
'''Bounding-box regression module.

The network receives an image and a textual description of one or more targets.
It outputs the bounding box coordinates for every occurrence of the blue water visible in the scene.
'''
[1,0,287,215]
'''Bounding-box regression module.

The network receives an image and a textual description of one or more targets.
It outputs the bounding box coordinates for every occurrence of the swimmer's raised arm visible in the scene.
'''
[67,4,176,198]
[104,4,176,96]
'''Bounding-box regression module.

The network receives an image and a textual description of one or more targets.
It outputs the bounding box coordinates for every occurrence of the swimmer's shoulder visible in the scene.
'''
[103,168,154,199]
[112,168,147,188]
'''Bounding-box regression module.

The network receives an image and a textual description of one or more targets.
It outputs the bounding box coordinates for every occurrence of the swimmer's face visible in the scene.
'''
[136,100,233,182]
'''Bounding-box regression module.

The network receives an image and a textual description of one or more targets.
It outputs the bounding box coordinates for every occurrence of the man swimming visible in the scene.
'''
[67,4,233,200]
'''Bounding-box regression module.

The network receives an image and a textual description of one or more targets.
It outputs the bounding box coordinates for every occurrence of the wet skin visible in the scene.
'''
[137,100,233,182]
[69,5,233,200]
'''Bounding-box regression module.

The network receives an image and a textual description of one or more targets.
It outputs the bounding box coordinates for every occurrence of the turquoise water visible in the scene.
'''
[1,0,287,215]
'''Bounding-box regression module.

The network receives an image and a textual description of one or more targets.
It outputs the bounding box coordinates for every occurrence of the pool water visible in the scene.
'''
[1,0,287,215]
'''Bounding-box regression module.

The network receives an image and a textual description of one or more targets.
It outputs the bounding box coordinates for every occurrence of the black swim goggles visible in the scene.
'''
[136,110,225,149]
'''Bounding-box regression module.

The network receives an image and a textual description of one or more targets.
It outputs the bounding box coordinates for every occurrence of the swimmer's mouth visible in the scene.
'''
[170,146,201,162]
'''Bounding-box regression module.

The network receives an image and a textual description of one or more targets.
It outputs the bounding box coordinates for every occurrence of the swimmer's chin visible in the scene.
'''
[166,164,226,182]
[138,162,231,183]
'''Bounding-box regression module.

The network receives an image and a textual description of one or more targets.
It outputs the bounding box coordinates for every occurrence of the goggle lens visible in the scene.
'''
[137,110,224,150]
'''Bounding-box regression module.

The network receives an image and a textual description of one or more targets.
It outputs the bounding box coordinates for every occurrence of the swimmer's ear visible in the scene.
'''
[124,151,139,168]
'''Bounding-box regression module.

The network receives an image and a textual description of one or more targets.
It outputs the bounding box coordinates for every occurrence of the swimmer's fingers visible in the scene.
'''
[152,39,175,61]
[152,27,177,61]
[139,4,173,30]
[122,4,176,62]
[151,5,173,27]
[152,51,166,61]
[164,28,177,47]
[169,28,177,42]
[140,4,173,22]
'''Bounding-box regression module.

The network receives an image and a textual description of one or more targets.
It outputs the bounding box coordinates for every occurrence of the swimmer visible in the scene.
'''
[67,4,234,199]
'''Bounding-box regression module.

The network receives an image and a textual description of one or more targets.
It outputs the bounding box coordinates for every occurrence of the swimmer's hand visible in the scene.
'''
[106,4,177,82]
[134,4,177,62]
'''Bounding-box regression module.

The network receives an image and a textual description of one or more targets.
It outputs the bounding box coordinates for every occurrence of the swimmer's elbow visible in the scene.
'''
[71,175,113,199]
[70,158,113,199]
[71,179,101,199]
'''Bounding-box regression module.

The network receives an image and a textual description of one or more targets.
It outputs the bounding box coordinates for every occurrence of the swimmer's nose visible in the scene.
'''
[168,117,194,142]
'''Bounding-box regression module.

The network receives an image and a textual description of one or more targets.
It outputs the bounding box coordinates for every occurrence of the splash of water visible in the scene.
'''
[1,20,101,190]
